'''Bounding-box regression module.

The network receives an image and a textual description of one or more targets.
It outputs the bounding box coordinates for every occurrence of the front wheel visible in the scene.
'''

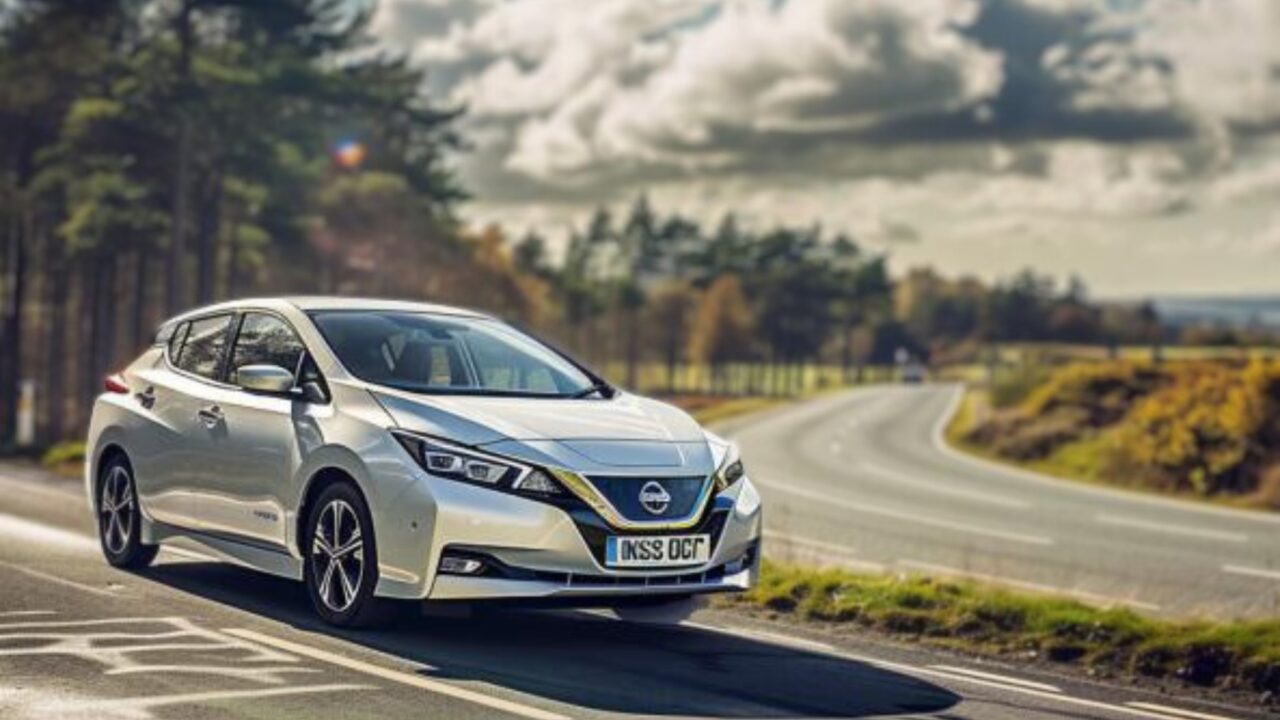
[97,456,159,569]
[304,482,396,627]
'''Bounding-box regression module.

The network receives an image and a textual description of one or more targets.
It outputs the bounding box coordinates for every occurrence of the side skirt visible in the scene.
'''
[146,519,304,582]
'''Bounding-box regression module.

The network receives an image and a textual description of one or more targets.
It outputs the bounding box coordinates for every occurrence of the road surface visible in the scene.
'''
[729,383,1280,619]
[0,388,1270,719]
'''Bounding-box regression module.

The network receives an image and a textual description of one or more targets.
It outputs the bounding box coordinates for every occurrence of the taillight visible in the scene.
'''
[104,374,129,394]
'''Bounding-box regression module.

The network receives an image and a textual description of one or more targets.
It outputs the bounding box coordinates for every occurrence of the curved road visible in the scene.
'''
[728,383,1280,619]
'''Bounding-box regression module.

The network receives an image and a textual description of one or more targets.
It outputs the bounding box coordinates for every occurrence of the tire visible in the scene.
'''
[97,455,159,569]
[303,481,396,628]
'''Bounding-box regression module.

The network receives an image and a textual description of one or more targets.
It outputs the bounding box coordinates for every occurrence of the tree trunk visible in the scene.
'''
[131,251,148,351]
[44,250,68,442]
[625,306,638,390]
[195,169,221,304]
[167,0,194,314]
[0,204,27,445]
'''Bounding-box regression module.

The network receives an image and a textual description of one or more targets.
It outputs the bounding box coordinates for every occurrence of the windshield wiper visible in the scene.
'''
[571,382,613,399]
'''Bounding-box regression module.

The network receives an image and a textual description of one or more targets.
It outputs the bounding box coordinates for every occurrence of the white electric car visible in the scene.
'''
[86,297,762,626]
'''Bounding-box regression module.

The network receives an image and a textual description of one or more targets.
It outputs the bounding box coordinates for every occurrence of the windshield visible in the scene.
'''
[309,311,599,398]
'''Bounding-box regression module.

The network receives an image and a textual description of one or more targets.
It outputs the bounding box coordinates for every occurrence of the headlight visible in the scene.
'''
[391,431,562,496]
[706,431,746,492]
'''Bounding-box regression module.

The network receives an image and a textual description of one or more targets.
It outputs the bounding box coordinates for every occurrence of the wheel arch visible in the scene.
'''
[295,465,370,558]
[91,443,130,513]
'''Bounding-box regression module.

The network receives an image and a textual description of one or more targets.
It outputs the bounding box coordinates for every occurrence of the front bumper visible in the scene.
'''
[375,464,763,604]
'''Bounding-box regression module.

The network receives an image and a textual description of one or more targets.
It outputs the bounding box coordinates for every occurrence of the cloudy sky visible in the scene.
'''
[370,0,1280,297]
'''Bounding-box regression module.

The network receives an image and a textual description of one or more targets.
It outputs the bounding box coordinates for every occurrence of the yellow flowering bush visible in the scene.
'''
[1113,360,1280,495]
[1022,361,1164,424]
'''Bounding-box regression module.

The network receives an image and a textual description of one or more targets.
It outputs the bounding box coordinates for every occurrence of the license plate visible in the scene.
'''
[605,534,711,568]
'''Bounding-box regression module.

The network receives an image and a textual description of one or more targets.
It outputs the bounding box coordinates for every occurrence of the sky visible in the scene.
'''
[368,0,1280,298]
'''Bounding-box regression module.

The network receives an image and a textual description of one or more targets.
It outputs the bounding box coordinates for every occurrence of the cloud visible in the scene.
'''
[373,0,1280,294]
[504,0,1004,181]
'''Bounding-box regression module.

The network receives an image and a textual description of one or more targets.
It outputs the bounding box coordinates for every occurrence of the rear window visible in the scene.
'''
[173,314,233,381]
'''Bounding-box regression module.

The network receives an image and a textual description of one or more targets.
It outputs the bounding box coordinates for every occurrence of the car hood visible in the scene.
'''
[371,388,706,446]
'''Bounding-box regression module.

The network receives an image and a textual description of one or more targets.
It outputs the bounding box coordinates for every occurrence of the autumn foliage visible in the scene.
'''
[969,359,1280,502]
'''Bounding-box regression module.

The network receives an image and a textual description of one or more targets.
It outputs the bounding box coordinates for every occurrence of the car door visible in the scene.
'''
[133,313,236,530]
[194,311,310,549]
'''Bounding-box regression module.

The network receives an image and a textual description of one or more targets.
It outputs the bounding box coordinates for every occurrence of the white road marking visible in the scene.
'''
[226,628,572,720]
[0,559,118,598]
[755,479,1055,546]
[1222,564,1280,581]
[0,511,98,551]
[38,684,374,715]
[763,531,888,572]
[897,560,1162,612]
[1095,514,1248,544]
[861,461,1031,509]
[1125,701,1240,720]
[928,664,1061,693]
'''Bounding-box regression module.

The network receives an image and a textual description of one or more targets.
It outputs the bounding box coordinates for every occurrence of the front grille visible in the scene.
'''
[574,502,731,568]
[583,474,708,522]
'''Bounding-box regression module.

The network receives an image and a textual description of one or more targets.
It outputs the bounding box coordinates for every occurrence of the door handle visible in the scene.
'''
[136,386,156,409]
[197,405,223,427]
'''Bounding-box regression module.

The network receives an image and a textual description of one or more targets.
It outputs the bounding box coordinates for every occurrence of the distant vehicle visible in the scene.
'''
[900,361,927,384]
[86,297,762,626]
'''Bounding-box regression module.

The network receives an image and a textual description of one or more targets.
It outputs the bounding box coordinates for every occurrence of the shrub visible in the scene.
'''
[1112,359,1280,495]
[1021,361,1165,425]
[41,441,86,468]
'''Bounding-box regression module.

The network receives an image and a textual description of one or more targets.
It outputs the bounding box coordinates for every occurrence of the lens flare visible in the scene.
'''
[333,139,366,169]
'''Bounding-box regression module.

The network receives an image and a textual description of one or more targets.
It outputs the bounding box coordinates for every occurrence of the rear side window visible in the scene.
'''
[229,313,306,384]
[173,315,233,380]
[155,322,178,347]
[167,322,189,361]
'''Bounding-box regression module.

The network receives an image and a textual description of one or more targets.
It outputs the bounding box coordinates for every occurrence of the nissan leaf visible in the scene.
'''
[85,297,763,626]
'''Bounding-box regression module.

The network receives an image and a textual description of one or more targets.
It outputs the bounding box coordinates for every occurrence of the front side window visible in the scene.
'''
[309,311,597,397]
[229,313,306,385]
[173,314,233,380]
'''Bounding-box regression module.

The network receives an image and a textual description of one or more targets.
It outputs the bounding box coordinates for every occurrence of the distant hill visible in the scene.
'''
[1150,296,1280,329]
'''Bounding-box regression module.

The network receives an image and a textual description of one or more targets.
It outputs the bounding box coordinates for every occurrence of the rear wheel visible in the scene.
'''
[97,456,159,569]
[304,482,396,627]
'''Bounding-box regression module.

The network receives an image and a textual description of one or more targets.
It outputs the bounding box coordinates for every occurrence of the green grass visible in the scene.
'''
[725,562,1280,695]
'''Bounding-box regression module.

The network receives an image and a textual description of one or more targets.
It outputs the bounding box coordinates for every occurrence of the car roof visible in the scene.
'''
[162,296,490,325]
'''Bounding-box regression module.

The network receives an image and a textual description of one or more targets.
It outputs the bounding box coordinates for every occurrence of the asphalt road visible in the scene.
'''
[728,383,1280,619]
[0,390,1270,720]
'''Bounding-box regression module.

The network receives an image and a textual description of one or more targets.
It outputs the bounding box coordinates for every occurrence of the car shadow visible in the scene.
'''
[138,561,960,718]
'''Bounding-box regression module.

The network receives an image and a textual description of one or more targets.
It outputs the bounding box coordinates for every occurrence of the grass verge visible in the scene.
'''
[723,561,1280,698]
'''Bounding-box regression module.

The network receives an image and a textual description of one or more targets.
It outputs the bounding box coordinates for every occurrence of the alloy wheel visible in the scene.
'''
[310,499,365,613]
[100,466,135,555]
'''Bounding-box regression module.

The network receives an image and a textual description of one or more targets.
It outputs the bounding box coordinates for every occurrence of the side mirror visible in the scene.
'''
[237,364,296,395]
